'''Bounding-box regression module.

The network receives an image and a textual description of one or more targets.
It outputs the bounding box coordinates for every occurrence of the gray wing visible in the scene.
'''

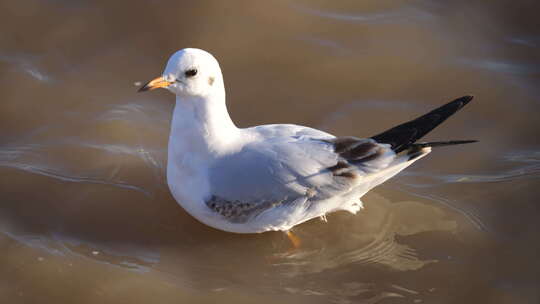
[205,128,395,223]
[206,96,476,223]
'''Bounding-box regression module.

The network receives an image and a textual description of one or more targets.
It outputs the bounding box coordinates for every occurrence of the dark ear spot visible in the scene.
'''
[208,76,215,86]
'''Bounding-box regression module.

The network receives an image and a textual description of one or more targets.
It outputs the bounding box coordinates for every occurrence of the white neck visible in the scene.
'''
[168,90,240,160]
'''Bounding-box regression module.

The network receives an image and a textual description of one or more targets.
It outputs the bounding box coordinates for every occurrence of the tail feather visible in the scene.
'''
[371,95,474,153]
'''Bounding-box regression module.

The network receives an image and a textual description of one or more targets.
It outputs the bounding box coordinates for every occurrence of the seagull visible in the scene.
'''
[138,48,476,247]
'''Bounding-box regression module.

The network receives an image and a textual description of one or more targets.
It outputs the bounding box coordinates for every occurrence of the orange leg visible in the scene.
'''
[285,230,301,249]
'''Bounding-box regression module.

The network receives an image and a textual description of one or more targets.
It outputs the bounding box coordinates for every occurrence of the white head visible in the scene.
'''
[138,48,224,99]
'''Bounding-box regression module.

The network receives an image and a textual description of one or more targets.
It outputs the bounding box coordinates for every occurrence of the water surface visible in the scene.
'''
[1,1,539,303]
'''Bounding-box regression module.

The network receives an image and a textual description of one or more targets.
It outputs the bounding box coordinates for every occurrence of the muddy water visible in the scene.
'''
[1,0,539,303]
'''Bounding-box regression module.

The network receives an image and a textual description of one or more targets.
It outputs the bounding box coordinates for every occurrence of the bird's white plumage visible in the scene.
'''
[157,48,430,233]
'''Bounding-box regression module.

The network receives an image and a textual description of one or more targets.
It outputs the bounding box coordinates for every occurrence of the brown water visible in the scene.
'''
[1,0,539,303]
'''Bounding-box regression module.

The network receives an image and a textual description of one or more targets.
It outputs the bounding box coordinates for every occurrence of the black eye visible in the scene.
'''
[185,69,198,77]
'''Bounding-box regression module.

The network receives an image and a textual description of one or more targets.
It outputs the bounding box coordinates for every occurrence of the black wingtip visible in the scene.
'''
[455,95,474,108]
[445,95,474,112]
[461,95,474,103]
[411,140,478,148]
[371,95,474,153]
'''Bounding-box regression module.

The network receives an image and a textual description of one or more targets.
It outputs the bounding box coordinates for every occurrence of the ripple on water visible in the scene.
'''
[271,192,455,275]
[0,101,171,197]
[290,3,435,25]
[0,53,54,83]
[401,150,540,186]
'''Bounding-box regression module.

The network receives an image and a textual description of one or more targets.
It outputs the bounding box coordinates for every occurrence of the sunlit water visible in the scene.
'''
[1,1,539,303]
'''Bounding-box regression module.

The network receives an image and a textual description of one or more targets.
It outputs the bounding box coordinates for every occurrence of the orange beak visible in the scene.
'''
[138,76,172,92]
